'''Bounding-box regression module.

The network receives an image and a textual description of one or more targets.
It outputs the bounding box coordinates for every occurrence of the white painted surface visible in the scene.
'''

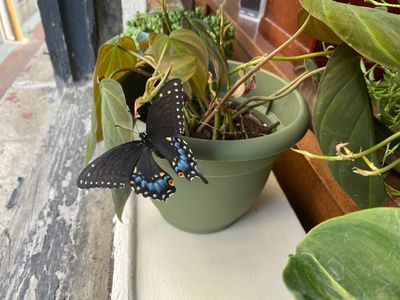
[112,196,137,300]
[113,173,304,299]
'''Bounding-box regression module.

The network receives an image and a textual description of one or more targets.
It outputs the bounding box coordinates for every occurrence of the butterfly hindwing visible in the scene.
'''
[146,78,185,139]
[155,136,208,184]
[131,148,176,200]
[77,141,143,189]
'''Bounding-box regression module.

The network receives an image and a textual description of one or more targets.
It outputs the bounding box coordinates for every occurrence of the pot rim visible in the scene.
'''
[180,67,309,161]
[136,64,309,162]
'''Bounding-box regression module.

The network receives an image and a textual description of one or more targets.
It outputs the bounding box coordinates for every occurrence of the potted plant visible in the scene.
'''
[291,0,400,211]
[79,1,317,233]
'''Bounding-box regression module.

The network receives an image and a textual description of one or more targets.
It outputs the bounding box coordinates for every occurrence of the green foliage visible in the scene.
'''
[125,6,234,58]
[100,79,133,220]
[363,65,400,133]
[84,5,237,218]
[300,0,400,70]
[86,35,137,162]
[152,29,209,102]
[283,207,400,300]
[297,8,341,44]
[313,44,386,208]
[298,0,400,205]
[184,18,228,94]
[84,0,400,217]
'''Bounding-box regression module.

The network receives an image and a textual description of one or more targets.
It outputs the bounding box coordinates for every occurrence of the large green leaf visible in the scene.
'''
[100,78,133,220]
[160,54,197,82]
[297,8,342,44]
[313,44,386,208]
[283,208,400,299]
[85,35,137,162]
[183,18,228,93]
[300,0,400,70]
[152,29,209,101]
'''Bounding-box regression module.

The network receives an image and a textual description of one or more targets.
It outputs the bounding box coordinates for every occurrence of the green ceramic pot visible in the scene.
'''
[136,62,309,233]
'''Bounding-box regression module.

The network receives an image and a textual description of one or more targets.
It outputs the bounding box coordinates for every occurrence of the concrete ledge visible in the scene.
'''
[0,47,114,299]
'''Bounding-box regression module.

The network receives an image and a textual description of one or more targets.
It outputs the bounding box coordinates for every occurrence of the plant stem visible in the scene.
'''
[160,0,172,34]
[217,66,325,133]
[196,15,311,134]
[364,0,400,8]
[153,42,168,75]
[213,110,221,140]
[141,65,172,103]
[183,106,196,134]
[385,183,400,197]
[228,50,332,75]
[293,131,400,161]
[143,43,169,100]
[353,157,400,176]
[226,111,235,133]
[219,0,227,58]
[235,67,326,112]
[125,49,156,69]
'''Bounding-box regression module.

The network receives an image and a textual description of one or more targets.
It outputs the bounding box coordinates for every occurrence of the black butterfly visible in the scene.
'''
[77,79,208,201]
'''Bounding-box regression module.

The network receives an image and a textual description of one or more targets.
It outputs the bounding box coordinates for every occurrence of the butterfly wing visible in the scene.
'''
[131,148,176,200]
[146,78,185,139]
[77,141,143,189]
[156,137,208,184]
[78,79,186,199]
[146,79,207,184]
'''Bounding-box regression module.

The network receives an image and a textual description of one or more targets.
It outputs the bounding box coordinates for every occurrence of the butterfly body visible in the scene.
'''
[78,79,207,201]
[138,132,163,158]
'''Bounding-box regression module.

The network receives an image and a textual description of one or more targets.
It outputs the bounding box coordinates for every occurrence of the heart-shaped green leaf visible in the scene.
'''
[100,78,133,220]
[85,35,137,162]
[300,0,400,70]
[152,29,208,102]
[283,207,400,299]
[313,44,386,208]
[297,8,342,44]
[160,54,197,82]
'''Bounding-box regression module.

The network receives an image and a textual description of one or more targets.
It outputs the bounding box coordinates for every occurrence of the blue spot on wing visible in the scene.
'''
[130,170,176,201]
[170,137,208,183]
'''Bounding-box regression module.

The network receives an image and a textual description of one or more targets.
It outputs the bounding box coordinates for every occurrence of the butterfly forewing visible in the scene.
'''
[147,79,208,184]
[146,78,185,139]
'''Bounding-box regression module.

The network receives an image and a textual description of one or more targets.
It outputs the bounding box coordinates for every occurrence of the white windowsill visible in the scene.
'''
[112,173,305,300]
